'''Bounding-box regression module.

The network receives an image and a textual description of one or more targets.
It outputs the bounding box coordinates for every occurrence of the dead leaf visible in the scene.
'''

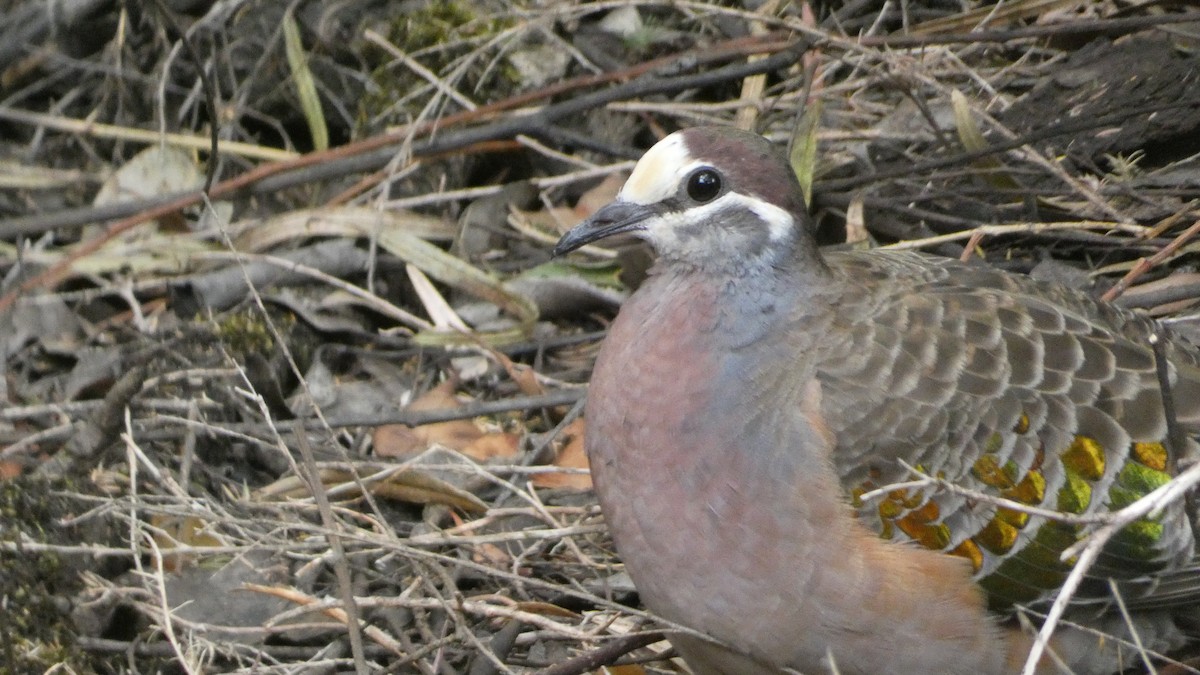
[532,418,591,490]
[368,468,488,513]
[150,514,226,572]
[477,344,544,397]
[0,461,23,480]
[512,600,581,619]
[463,433,521,460]
[473,542,512,568]
[374,380,520,461]
[157,551,291,645]
[2,293,85,356]
[93,146,200,232]
[255,466,488,515]
[512,172,625,235]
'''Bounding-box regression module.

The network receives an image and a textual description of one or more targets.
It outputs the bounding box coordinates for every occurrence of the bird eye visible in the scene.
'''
[686,168,721,202]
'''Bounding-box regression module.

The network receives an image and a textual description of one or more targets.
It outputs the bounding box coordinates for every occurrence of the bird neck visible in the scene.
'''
[645,247,832,345]
[652,227,828,283]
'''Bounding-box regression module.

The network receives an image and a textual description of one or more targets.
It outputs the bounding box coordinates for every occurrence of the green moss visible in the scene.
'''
[360,2,518,133]
[620,16,670,56]
[399,2,482,53]
[214,308,294,359]
[0,478,98,674]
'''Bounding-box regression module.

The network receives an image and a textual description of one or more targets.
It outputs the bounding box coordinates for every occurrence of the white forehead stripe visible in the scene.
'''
[619,132,700,206]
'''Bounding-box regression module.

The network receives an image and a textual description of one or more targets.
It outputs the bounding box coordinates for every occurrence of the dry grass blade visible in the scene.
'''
[376,228,539,344]
[0,107,297,162]
[283,10,329,152]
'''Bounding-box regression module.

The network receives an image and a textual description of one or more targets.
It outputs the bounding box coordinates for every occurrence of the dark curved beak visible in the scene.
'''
[553,200,655,256]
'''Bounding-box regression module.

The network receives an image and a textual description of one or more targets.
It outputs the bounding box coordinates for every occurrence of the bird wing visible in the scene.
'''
[815,249,1200,610]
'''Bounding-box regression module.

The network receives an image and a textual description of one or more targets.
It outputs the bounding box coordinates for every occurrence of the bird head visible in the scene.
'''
[554,127,815,274]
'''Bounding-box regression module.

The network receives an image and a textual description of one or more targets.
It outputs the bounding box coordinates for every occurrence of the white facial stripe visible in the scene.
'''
[643,192,795,244]
[740,194,795,241]
[619,132,699,206]
[697,193,794,240]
